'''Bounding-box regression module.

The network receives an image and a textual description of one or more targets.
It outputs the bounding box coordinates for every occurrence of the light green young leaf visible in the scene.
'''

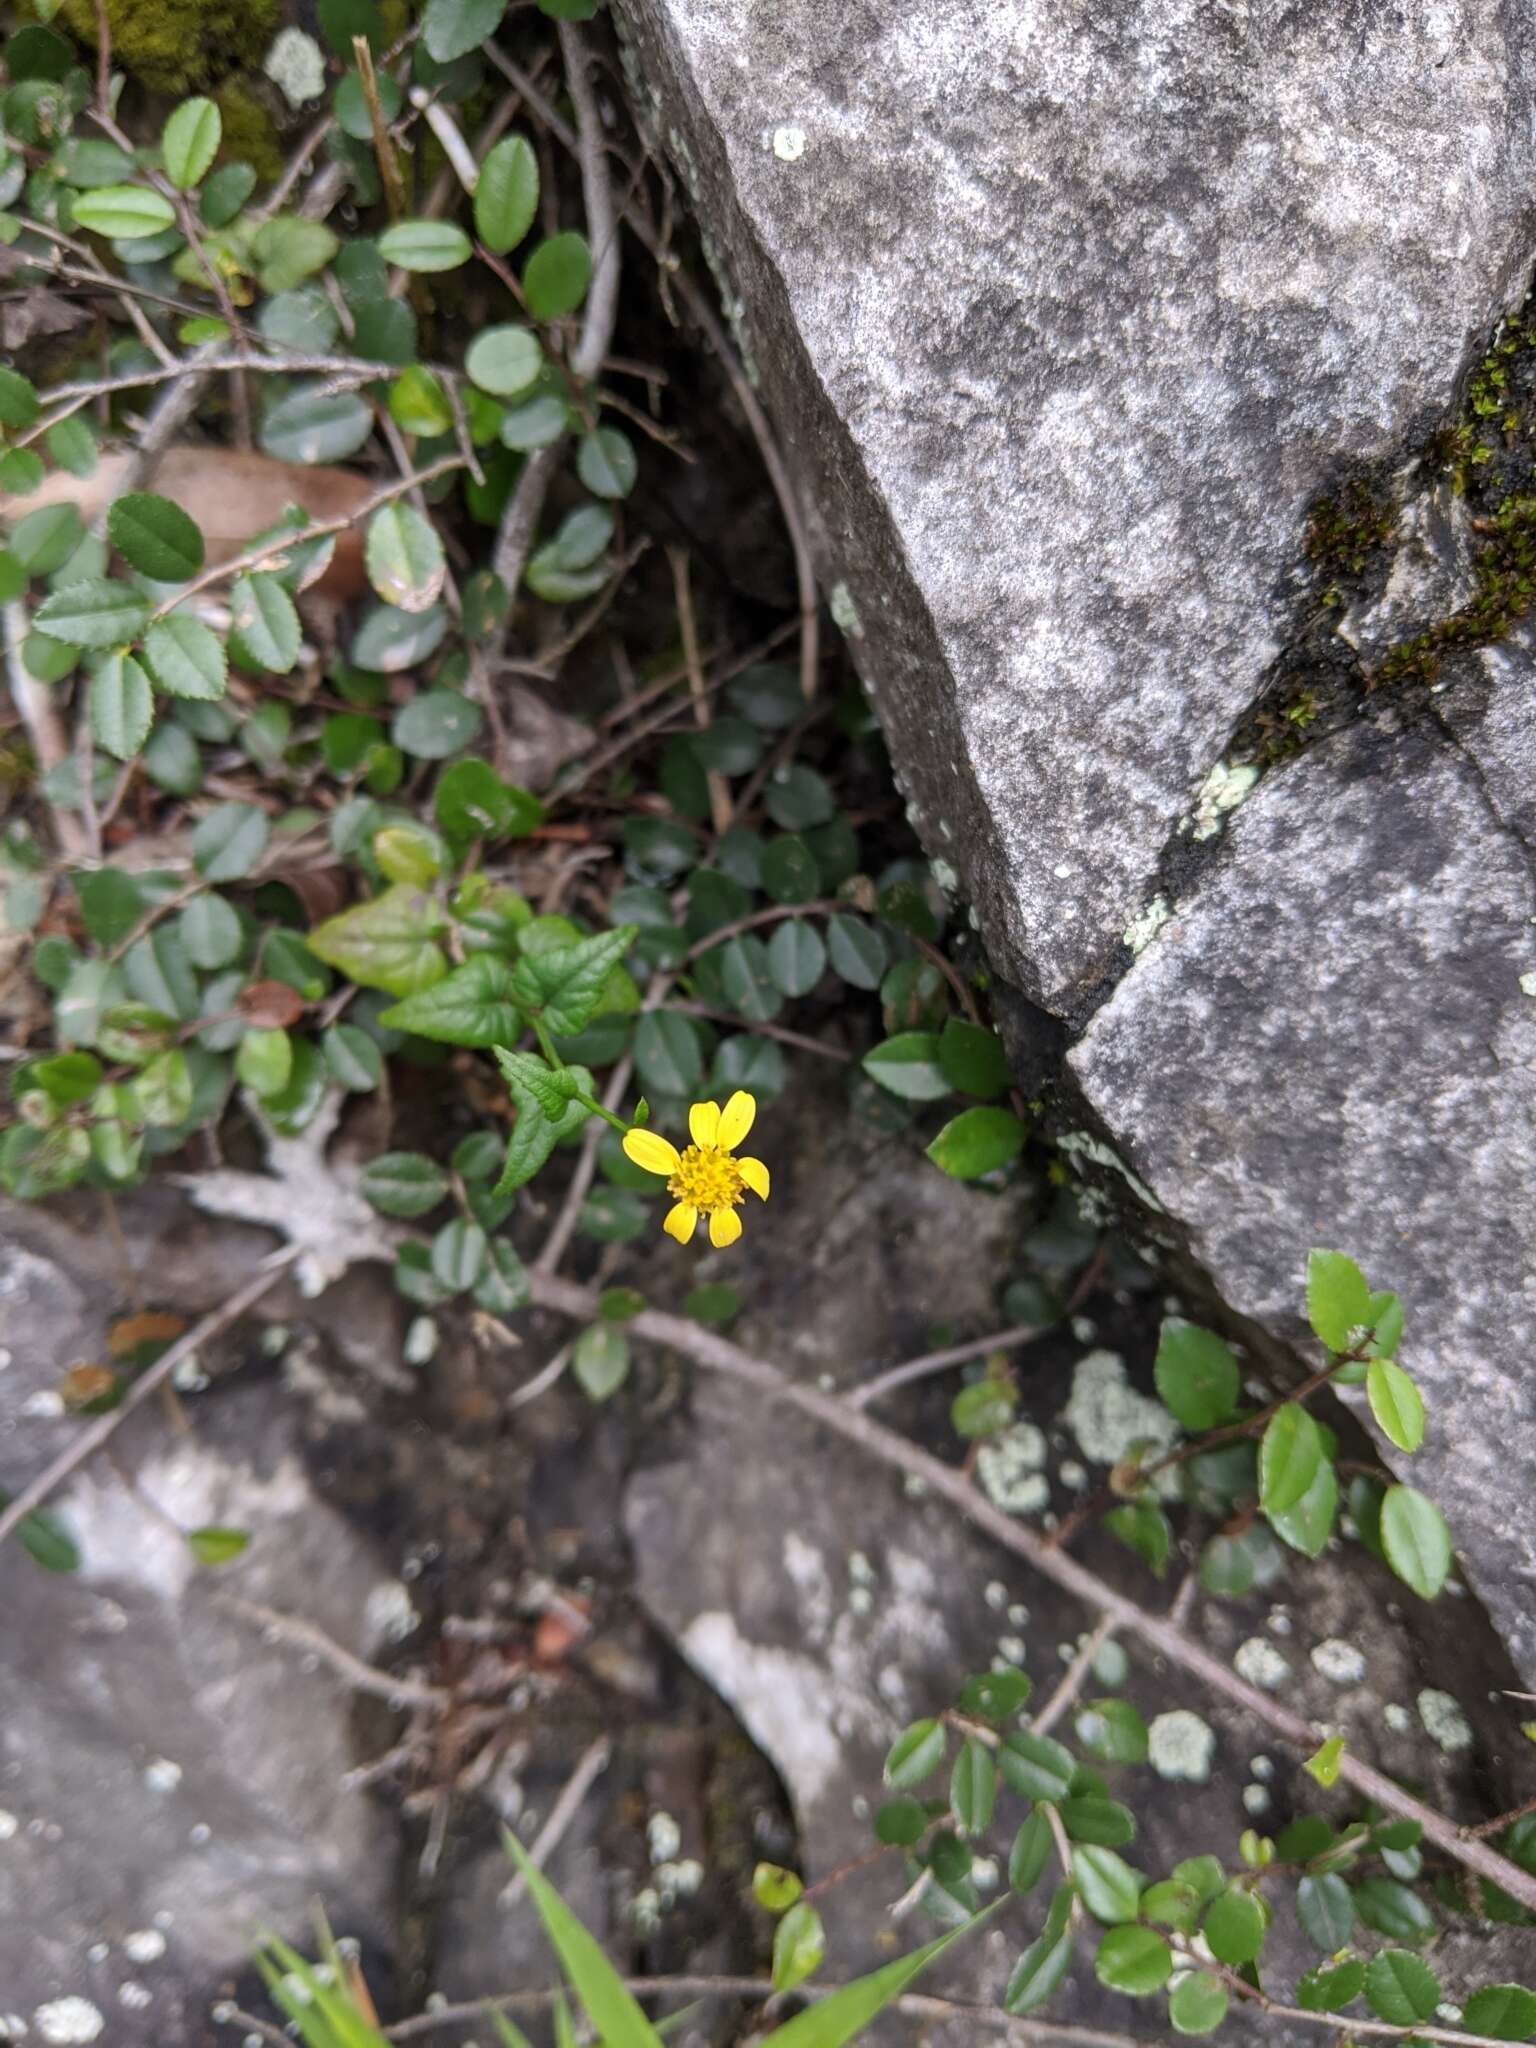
[1380,1483,1452,1599]
[378,218,473,272]
[1366,1357,1425,1454]
[466,324,543,400]
[883,1718,946,1791]
[523,230,591,320]
[763,1914,991,2048]
[501,1826,667,2048]
[1258,1402,1324,1515]
[1267,1453,1337,1558]
[163,97,222,189]
[230,571,302,675]
[1094,1925,1171,1997]
[187,1524,250,1565]
[308,885,449,997]
[72,184,177,238]
[1306,1248,1373,1351]
[926,1105,1026,1180]
[474,132,539,253]
[771,1901,825,1995]
[1168,1974,1228,2036]
[365,503,446,613]
[1202,1887,1265,1966]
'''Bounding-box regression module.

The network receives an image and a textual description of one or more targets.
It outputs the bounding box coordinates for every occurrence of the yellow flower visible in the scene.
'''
[621,1090,770,1248]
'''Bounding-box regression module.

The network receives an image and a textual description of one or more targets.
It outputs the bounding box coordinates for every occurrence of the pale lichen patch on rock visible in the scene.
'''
[1062,1350,1180,1494]
[1148,1708,1216,1783]
[1417,1686,1474,1752]
[976,1422,1049,1515]
[1234,1637,1291,1691]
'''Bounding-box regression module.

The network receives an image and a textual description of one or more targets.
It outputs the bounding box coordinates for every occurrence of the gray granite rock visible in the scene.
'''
[617,0,1536,1008]
[1071,718,1536,1684]
[0,1215,402,2044]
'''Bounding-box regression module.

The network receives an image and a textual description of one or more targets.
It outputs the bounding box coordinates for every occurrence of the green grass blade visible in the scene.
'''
[758,1908,994,2048]
[501,1826,666,2048]
[486,2006,537,2048]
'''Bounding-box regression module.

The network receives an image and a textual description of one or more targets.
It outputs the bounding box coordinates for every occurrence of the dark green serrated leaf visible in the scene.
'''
[1363,1948,1439,2025]
[108,492,204,580]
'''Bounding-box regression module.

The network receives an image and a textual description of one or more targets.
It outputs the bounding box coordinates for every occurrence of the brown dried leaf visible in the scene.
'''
[107,1309,186,1361]
[238,980,307,1029]
[58,1362,119,1409]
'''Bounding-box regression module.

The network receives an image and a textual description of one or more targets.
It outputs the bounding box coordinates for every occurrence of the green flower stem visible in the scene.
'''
[532,1017,564,1069]
[570,1089,630,1137]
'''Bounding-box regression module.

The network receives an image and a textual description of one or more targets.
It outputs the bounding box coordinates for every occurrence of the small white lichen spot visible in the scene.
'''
[1190,760,1260,841]
[983,1579,1008,1611]
[144,1759,182,1794]
[1242,1782,1272,1816]
[1383,1702,1413,1734]
[0,1809,17,1840]
[264,26,326,106]
[976,1423,1050,1515]
[117,1986,152,2012]
[33,1999,104,2046]
[1311,1639,1366,1686]
[403,1316,439,1367]
[1148,1709,1216,1784]
[123,1930,166,1964]
[996,1634,1026,1666]
[3,2014,29,2040]
[1234,1637,1291,1691]
[930,856,960,897]
[364,1579,418,1645]
[971,1856,999,1890]
[1418,1687,1473,1753]
[1250,1754,1275,1782]
[21,1390,64,1419]
[770,123,807,162]
[1092,1639,1129,1688]
[1521,970,1536,997]
[828,580,863,638]
[647,1811,682,1867]
[1123,893,1172,955]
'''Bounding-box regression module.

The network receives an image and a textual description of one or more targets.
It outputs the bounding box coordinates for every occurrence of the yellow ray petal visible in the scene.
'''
[708,1205,743,1248]
[717,1090,756,1152]
[663,1201,699,1244]
[623,1127,681,1178]
[689,1099,720,1149]
[738,1156,770,1201]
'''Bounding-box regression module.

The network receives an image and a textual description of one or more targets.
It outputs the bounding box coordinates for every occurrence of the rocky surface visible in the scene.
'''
[623,1085,1533,2040]
[1071,717,1536,1686]
[0,1206,403,2045]
[616,0,1536,1011]
[617,0,1536,1693]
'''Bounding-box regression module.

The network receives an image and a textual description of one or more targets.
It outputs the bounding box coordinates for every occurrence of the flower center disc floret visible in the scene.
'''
[669,1145,745,1214]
